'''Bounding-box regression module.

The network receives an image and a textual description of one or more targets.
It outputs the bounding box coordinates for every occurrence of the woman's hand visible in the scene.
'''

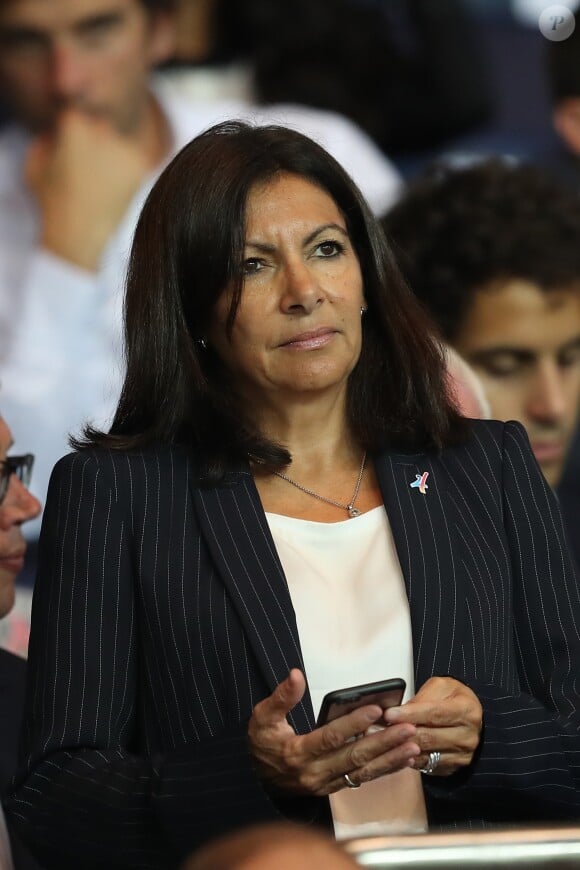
[248,669,422,796]
[384,676,482,776]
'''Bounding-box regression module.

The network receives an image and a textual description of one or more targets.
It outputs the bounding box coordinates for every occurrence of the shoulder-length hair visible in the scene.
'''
[77,120,466,477]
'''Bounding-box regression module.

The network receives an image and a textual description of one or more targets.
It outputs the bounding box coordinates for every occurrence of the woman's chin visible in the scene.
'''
[271,357,356,395]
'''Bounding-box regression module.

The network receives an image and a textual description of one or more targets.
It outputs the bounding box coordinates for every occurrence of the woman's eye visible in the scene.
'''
[316,240,344,258]
[242,258,263,275]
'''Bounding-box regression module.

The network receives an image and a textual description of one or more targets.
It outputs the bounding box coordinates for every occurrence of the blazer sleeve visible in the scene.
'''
[427,421,580,820]
[5,452,294,870]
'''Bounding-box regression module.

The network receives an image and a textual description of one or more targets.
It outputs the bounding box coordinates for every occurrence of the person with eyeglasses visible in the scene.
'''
[0,413,41,870]
[0,425,39,617]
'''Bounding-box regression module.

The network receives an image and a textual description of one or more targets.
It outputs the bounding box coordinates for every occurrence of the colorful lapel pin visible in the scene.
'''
[410,471,429,494]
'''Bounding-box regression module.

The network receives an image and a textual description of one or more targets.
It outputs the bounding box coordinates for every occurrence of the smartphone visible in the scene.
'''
[316,677,406,726]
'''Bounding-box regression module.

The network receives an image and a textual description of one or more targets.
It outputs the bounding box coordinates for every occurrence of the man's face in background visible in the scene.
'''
[0,0,174,134]
[454,278,580,488]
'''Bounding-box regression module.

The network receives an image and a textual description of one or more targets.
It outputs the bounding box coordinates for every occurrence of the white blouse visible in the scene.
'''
[266,506,427,838]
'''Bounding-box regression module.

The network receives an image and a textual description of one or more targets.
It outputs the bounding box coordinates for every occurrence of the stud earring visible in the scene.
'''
[360,306,367,316]
[197,338,207,349]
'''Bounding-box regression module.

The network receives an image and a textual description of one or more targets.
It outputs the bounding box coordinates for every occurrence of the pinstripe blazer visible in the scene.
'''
[7,419,580,869]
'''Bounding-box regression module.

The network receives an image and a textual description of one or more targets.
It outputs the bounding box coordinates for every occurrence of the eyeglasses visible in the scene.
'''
[0,454,34,506]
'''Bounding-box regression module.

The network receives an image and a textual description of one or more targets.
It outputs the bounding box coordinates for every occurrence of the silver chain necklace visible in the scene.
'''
[273,452,367,518]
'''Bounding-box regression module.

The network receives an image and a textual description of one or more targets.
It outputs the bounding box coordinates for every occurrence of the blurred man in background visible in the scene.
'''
[383,159,580,563]
[0,0,178,550]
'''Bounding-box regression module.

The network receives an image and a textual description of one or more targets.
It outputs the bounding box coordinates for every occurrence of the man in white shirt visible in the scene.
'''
[0,0,401,542]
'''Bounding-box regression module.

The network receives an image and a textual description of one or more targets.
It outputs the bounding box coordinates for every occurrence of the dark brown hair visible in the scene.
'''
[76,121,465,477]
[383,159,580,342]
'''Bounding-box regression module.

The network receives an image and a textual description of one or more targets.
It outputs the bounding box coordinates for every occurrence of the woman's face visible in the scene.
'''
[208,172,366,412]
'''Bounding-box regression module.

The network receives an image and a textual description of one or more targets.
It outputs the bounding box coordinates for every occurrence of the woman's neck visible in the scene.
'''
[251,405,382,521]
[252,391,357,472]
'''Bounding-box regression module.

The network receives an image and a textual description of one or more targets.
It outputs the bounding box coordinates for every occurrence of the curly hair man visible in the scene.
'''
[383,159,580,559]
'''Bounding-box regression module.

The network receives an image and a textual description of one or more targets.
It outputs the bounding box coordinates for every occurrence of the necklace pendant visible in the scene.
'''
[347,505,361,518]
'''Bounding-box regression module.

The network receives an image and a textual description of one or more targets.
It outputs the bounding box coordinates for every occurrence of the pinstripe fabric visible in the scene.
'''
[6,420,580,867]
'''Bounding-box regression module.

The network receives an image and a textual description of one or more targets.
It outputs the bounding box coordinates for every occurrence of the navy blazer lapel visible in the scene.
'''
[375,450,463,689]
[192,471,315,733]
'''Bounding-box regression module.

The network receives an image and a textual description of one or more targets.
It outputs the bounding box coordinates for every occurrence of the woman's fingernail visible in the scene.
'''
[365,709,382,722]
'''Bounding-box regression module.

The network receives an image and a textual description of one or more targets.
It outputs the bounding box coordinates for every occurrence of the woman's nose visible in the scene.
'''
[280,262,323,314]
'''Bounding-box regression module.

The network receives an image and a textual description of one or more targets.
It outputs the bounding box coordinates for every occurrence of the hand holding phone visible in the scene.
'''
[316,677,406,727]
[249,670,418,797]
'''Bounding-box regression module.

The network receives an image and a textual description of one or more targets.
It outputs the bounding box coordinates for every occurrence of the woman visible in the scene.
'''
[7,122,580,868]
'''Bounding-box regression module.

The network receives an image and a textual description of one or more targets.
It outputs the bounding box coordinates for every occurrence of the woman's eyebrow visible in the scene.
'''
[303,223,349,246]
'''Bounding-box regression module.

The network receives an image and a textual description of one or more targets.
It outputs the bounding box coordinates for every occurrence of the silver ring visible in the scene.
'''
[418,750,441,775]
[343,772,360,789]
